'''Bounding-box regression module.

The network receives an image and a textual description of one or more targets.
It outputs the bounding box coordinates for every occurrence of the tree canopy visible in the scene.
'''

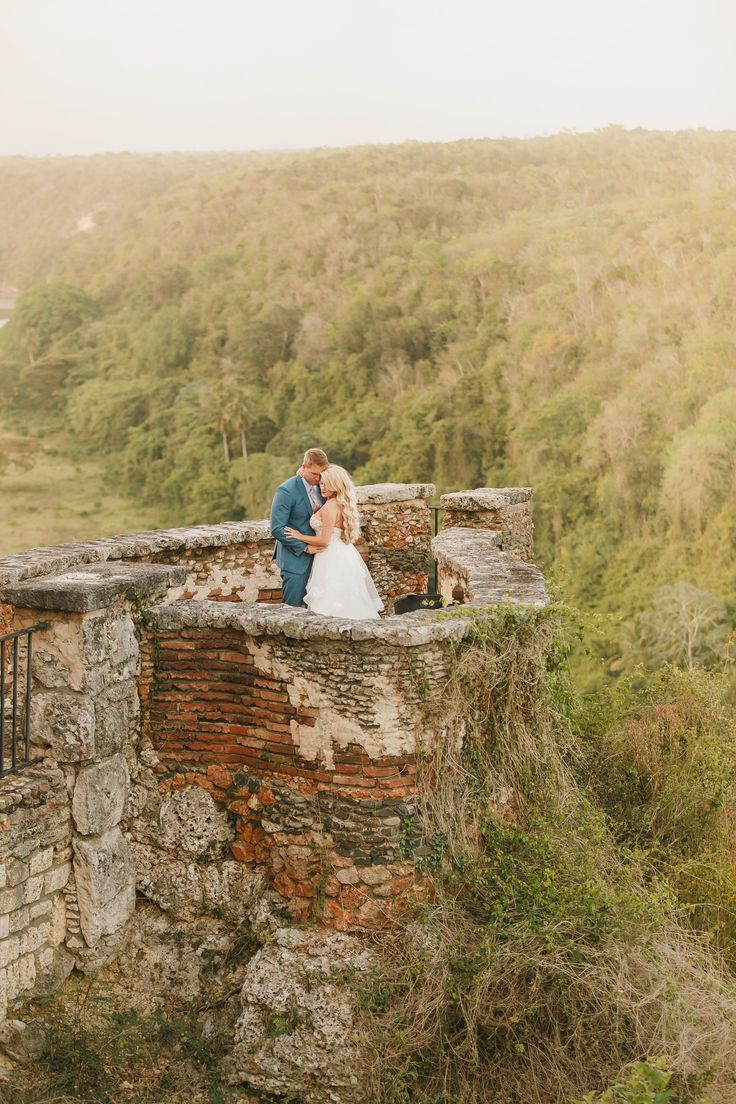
[2,129,736,684]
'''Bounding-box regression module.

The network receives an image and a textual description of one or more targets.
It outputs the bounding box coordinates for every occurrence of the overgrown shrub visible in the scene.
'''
[579,666,736,859]
[579,665,736,961]
[361,606,736,1104]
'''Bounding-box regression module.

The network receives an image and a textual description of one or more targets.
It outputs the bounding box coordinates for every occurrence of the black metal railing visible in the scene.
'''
[428,505,443,593]
[0,623,47,779]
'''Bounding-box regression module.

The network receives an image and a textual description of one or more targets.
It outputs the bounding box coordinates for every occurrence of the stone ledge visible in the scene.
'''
[439,487,533,511]
[2,562,186,613]
[152,599,468,647]
[0,521,273,588]
[355,483,435,505]
[432,528,548,608]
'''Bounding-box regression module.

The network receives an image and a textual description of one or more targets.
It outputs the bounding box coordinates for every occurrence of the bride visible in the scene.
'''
[285,465,384,619]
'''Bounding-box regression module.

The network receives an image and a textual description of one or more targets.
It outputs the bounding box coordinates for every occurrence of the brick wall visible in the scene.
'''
[440,488,534,562]
[139,616,450,929]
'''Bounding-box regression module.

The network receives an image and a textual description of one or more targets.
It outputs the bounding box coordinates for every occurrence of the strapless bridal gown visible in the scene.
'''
[303,517,384,619]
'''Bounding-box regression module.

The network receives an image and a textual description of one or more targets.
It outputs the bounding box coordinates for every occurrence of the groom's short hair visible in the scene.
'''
[303,448,329,467]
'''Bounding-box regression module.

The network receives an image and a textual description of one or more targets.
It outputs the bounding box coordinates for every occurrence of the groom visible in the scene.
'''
[270,448,329,607]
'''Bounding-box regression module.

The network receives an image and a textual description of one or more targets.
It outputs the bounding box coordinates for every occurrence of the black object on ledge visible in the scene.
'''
[394,593,444,615]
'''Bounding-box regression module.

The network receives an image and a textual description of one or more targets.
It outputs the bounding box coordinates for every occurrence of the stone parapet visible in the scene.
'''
[0,483,437,610]
[440,487,532,511]
[2,562,185,613]
[355,483,435,612]
[0,481,547,1005]
[355,483,435,505]
[439,486,534,562]
[149,598,465,647]
[0,522,272,589]
[432,528,548,609]
[137,599,458,930]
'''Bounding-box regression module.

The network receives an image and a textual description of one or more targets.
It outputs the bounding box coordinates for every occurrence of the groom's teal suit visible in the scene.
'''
[270,476,325,607]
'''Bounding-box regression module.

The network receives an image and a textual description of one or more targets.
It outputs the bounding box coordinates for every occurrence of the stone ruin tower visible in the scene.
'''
[0,484,544,1093]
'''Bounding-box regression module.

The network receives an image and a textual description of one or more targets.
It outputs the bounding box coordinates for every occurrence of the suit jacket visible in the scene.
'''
[270,476,325,576]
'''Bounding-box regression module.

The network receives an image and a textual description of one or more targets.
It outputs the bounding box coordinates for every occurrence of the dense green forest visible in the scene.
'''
[1,129,735,685]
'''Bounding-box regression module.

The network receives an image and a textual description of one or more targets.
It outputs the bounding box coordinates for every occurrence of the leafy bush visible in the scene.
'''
[575,1060,674,1104]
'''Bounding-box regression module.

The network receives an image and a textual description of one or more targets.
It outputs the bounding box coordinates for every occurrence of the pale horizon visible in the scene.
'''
[3,0,736,158]
[3,123,736,163]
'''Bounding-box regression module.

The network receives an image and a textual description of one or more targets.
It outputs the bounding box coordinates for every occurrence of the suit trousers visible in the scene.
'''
[280,568,310,607]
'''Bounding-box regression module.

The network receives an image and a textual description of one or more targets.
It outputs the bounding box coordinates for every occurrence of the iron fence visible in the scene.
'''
[428,504,443,592]
[0,623,47,779]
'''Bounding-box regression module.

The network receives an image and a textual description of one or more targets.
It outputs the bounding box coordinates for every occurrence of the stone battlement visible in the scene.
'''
[0,483,541,1015]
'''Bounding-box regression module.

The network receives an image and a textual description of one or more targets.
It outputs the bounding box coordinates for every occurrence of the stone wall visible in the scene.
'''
[137,603,461,930]
[0,521,281,607]
[355,484,434,611]
[433,528,547,609]
[440,487,535,562]
[144,522,280,603]
[0,482,543,1017]
[0,767,72,1017]
[0,561,184,1020]
[0,484,434,614]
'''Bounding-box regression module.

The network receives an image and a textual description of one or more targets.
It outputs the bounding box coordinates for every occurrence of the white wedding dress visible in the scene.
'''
[303,516,384,619]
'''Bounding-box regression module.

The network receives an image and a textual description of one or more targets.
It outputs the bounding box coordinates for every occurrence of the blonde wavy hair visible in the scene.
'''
[320,465,361,545]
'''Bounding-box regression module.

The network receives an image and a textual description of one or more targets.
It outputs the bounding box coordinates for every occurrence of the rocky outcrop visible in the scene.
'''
[231,927,373,1103]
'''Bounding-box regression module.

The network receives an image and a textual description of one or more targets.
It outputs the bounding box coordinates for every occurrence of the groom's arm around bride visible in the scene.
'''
[269,448,328,607]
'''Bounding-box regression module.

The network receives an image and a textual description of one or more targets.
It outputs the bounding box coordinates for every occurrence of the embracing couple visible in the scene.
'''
[269,448,384,620]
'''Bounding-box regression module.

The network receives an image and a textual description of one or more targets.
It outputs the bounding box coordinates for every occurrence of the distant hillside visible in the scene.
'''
[2,129,736,684]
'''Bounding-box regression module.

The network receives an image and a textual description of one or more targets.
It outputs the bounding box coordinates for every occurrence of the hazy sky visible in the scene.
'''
[2,0,735,156]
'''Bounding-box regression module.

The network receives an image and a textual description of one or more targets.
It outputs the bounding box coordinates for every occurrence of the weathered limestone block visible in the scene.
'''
[4,860,28,888]
[107,614,138,667]
[1,562,185,614]
[82,611,138,673]
[30,692,95,762]
[44,863,72,895]
[440,487,532,512]
[0,1017,48,1064]
[28,849,53,877]
[32,648,75,691]
[94,684,136,756]
[157,786,233,858]
[128,782,256,919]
[231,927,373,1103]
[48,895,67,946]
[72,755,130,835]
[72,827,135,947]
[4,952,35,1004]
[355,483,435,505]
[131,842,265,920]
[34,944,74,995]
[81,614,108,666]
